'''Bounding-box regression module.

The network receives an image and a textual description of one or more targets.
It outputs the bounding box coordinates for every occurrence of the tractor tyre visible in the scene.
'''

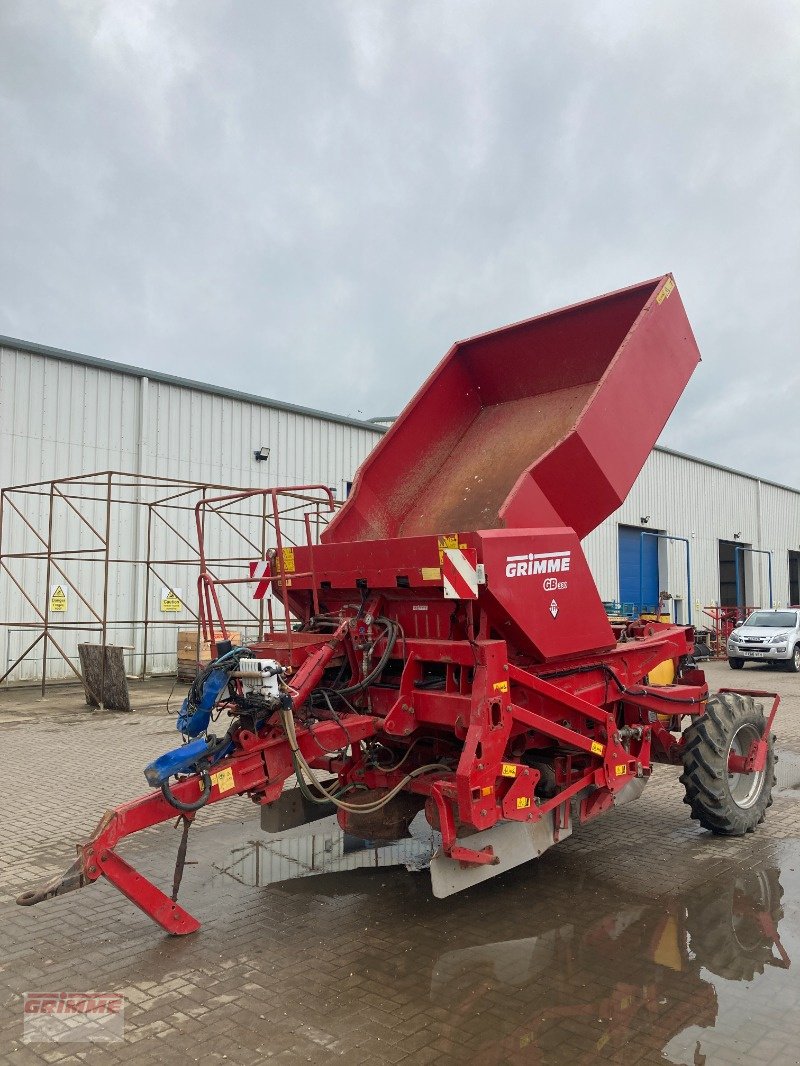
[685,866,784,982]
[680,692,775,835]
[728,657,744,670]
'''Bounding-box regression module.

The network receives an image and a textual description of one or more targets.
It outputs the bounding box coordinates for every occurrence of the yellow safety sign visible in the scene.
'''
[281,547,296,573]
[210,767,235,793]
[49,585,67,612]
[160,587,183,613]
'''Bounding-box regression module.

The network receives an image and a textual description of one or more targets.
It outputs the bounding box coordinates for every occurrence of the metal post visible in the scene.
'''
[142,504,153,679]
[99,472,113,709]
[41,482,56,696]
[259,492,267,640]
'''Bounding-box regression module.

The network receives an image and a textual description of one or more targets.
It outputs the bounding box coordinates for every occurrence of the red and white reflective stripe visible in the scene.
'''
[442,548,479,600]
[249,559,271,600]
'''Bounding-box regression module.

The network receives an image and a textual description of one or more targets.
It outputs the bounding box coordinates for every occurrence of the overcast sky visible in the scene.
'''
[1,1,798,483]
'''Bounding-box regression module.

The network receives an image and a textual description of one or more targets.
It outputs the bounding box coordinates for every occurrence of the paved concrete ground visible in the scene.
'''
[1,661,800,1064]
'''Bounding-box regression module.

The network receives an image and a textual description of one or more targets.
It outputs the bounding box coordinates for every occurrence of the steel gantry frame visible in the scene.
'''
[0,470,337,697]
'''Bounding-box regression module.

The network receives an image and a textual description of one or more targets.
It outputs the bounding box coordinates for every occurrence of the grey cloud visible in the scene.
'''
[1,0,798,481]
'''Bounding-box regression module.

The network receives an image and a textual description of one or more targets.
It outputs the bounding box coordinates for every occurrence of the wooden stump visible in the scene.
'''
[77,644,132,712]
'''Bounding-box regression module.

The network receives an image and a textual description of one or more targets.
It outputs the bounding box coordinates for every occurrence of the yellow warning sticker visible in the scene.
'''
[615,764,628,777]
[481,786,493,797]
[656,277,675,304]
[160,587,183,613]
[421,567,441,581]
[210,767,235,794]
[437,533,458,562]
[281,547,296,573]
[591,741,605,756]
[49,585,67,612]
[501,763,517,778]
[493,680,509,693]
[516,796,531,809]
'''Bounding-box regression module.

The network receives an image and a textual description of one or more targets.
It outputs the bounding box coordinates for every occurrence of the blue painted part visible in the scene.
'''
[177,667,232,737]
[143,738,235,787]
[144,738,212,787]
[619,526,659,613]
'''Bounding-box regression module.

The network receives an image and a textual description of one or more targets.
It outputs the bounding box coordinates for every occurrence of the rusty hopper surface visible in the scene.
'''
[324,274,700,544]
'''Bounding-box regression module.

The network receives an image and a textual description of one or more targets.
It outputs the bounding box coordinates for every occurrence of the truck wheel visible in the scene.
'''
[787,645,800,673]
[728,657,745,670]
[680,692,774,835]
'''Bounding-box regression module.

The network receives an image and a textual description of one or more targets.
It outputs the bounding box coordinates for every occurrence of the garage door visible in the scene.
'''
[618,526,659,613]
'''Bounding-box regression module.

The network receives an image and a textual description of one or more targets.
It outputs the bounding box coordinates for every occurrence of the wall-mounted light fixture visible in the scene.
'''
[640,516,650,525]
[733,532,741,540]
[253,446,270,462]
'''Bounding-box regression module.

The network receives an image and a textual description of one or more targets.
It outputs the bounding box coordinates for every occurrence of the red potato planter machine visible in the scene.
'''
[18,275,779,934]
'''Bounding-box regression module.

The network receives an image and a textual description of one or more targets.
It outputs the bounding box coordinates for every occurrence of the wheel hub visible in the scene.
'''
[728,723,765,809]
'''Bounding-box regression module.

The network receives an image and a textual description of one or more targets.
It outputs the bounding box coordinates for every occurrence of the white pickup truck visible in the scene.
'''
[727,608,800,671]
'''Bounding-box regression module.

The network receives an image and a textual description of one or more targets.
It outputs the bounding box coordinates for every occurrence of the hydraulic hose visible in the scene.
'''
[279,704,446,814]
[161,769,212,812]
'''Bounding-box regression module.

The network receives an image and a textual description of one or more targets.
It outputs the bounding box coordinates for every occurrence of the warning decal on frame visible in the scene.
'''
[590,741,605,756]
[501,763,517,777]
[437,533,459,563]
[281,547,296,573]
[615,764,628,777]
[656,277,675,304]
[516,796,531,809]
[49,585,67,612]
[209,767,235,794]
[160,587,183,613]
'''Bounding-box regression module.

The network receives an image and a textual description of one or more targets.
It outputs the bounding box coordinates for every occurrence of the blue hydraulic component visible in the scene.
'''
[145,646,251,788]
[144,736,235,787]
[177,666,232,737]
[144,738,213,787]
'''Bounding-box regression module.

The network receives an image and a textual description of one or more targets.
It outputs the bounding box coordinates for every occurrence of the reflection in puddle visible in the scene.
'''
[211,812,439,886]
[429,863,788,1064]
[197,813,793,1064]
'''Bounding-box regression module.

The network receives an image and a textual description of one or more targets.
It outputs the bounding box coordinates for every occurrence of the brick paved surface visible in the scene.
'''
[1,662,799,1064]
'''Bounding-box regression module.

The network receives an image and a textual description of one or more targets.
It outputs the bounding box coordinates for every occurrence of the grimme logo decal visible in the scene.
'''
[505,551,571,579]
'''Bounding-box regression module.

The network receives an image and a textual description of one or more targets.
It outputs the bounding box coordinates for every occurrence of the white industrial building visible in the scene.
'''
[1,334,799,683]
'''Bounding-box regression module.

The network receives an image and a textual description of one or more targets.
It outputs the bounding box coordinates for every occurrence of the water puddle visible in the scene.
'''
[175,810,800,1064]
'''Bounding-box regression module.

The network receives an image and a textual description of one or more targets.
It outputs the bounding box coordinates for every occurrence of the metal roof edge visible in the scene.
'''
[0,334,388,435]
[653,444,799,496]
[1,333,795,492]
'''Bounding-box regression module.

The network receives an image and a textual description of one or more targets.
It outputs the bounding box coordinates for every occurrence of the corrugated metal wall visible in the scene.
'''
[2,336,800,684]
[0,340,383,682]
[583,448,800,623]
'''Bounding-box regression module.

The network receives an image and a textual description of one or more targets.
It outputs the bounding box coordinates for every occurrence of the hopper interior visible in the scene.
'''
[324,275,700,543]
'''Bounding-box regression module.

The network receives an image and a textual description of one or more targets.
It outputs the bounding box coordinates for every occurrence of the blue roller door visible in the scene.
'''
[618,526,659,613]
